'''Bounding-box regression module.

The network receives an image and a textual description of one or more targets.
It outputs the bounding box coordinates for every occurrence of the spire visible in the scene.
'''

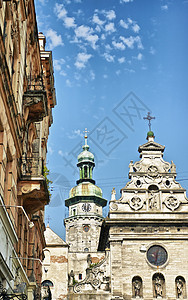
[143,112,155,141]
[77,129,95,185]
[82,128,89,151]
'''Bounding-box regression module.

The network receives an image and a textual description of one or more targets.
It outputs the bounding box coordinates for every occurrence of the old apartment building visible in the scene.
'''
[0,0,56,299]
[43,131,188,300]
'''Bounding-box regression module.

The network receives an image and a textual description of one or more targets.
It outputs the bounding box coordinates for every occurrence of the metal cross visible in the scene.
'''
[143,112,155,131]
[83,128,89,145]
[46,215,52,225]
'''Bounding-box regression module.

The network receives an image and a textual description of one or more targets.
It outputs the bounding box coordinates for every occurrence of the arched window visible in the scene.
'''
[132,276,143,298]
[84,166,87,178]
[176,276,186,298]
[43,249,51,265]
[152,273,165,298]
[42,280,53,287]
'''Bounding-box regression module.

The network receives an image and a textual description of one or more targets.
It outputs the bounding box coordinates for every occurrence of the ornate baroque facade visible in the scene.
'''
[0,1,56,299]
[43,131,188,299]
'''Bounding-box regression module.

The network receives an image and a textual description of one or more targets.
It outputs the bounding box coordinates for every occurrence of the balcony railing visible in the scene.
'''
[27,75,45,92]
[20,155,43,177]
[23,75,48,122]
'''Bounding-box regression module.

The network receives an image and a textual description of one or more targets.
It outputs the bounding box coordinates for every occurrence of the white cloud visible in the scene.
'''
[64,16,76,28]
[150,46,156,55]
[53,58,65,71]
[66,79,72,87]
[127,18,133,24]
[116,70,121,76]
[119,19,129,29]
[48,146,54,155]
[161,5,168,10]
[103,74,108,79]
[106,10,116,20]
[46,29,63,49]
[75,25,99,49]
[112,41,126,50]
[58,150,69,157]
[120,35,143,49]
[120,0,133,3]
[89,70,95,80]
[75,52,92,69]
[132,24,140,33]
[67,129,83,139]
[54,3,67,20]
[105,44,112,51]
[118,57,125,63]
[95,25,101,32]
[137,53,143,60]
[92,14,105,26]
[105,22,116,33]
[103,53,115,62]
[60,70,67,76]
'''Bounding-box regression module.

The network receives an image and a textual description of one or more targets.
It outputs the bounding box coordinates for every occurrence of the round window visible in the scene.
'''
[147,245,168,266]
[83,225,90,232]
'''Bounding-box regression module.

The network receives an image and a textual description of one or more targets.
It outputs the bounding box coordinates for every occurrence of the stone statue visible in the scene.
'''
[69,270,75,285]
[111,187,116,201]
[149,192,158,210]
[41,286,51,300]
[177,278,184,298]
[154,276,163,298]
[87,254,92,267]
[171,160,176,173]
[133,278,142,298]
[129,160,134,173]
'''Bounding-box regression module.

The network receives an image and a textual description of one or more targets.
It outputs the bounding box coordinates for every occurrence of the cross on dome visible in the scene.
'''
[143,112,155,131]
[83,128,89,145]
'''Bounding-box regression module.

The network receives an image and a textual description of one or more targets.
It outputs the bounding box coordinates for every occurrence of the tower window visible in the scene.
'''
[84,166,87,178]
[71,207,77,216]
[79,274,82,280]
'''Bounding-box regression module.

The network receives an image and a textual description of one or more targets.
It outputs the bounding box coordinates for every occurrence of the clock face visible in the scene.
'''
[147,245,168,266]
[82,203,91,212]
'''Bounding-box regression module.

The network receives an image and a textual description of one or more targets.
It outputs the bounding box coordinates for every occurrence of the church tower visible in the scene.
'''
[64,130,107,253]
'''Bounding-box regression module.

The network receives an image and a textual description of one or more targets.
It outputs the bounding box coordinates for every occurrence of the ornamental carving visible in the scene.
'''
[73,252,110,293]
[110,202,118,211]
[165,196,180,211]
[147,165,159,178]
[129,197,143,210]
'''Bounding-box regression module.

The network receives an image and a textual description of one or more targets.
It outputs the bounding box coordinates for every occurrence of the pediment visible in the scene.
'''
[138,141,165,153]
[45,226,68,247]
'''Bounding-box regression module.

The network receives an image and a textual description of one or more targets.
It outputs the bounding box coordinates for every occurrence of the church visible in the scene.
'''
[42,128,188,299]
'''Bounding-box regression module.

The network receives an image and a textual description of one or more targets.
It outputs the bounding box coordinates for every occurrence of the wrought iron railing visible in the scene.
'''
[26,75,45,92]
[20,155,43,177]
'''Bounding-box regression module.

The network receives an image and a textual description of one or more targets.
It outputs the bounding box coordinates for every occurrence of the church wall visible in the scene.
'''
[110,233,188,299]
[42,246,68,300]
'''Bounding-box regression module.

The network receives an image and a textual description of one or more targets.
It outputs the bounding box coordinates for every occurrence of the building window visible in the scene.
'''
[42,280,53,287]
[71,207,77,216]
[79,274,82,280]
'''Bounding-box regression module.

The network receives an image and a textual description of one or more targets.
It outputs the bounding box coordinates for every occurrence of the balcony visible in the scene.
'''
[23,75,48,122]
[18,155,49,214]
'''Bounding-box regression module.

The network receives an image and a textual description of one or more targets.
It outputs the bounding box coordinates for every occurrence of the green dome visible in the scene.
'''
[69,182,102,198]
[77,144,94,163]
[147,131,154,137]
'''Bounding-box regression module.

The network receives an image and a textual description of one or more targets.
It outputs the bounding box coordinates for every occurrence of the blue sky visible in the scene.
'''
[35,0,188,239]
